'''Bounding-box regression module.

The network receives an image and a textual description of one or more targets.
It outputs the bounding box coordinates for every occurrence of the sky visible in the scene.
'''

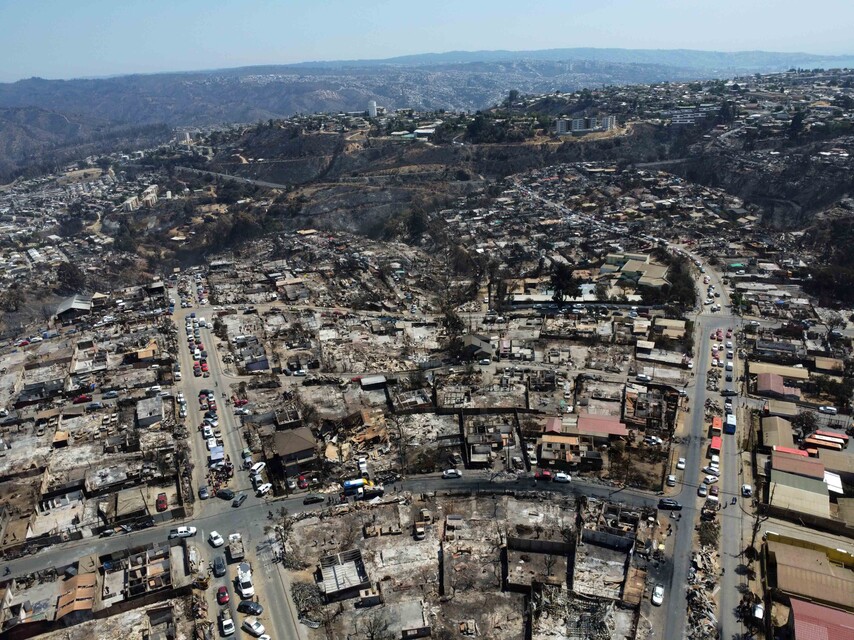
[1,0,852,82]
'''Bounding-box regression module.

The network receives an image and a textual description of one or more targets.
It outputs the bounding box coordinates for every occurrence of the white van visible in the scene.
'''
[818,405,838,415]
[250,462,266,477]
[255,483,272,497]
[725,361,734,371]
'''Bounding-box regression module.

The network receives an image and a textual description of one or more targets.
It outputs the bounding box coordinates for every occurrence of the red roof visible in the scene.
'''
[773,446,809,457]
[574,413,628,438]
[790,597,854,640]
[544,417,563,434]
[710,436,722,451]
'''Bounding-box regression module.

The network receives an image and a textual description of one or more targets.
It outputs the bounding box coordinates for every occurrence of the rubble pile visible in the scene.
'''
[685,549,721,640]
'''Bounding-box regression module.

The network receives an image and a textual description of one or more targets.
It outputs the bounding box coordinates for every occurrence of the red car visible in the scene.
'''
[234,398,248,407]
[208,400,217,411]
[297,475,309,489]
[216,586,229,605]
[201,363,209,372]
[72,394,93,404]
[156,493,168,512]
[534,469,553,481]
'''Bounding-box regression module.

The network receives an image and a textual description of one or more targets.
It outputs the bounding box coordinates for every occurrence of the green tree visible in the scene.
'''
[551,263,580,307]
[56,262,86,293]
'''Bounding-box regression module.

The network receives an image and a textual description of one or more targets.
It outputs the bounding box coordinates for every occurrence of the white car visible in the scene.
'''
[168,526,197,539]
[703,475,719,485]
[242,618,266,637]
[702,466,720,477]
[256,483,273,497]
[442,469,462,479]
[651,584,664,606]
[208,531,224,547]
[553,472,571,483]
[818,405,838,415]
[206,437,217,450]
[676,457,686,470]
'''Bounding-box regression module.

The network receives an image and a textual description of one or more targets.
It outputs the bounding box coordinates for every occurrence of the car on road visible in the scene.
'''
[303,494,324,505]
[213,555,226,577]
[216,586,230,605]
[658,498,682,511]
[232,493,247,508]
[651,584,665,606]
[198,486,210,500]
[702,466,720,477]
[237,601,264,615]
[209,531,225,547]
[553,472,571,483]
[666,474,677,487]
[168,526,197,539]
[242,617,266,637]
[72,394,93,404]
[818,405,838,415]
[534,469,553,481]
[741,484,753,497]
[709,485,720,499]
[216,488,235,500]
[721,389,738,397]
[297,475,309,489]
[442,469,462,479]
[676,457,686,470]
[155,493,168,512]
[636,373,652,382]
[103,390,120,399]
[256,483,272,497]
[697,485,708,497]
[703,475,719,485]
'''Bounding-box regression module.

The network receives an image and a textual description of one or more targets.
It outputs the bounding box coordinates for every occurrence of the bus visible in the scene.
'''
[810,434,847,450]
[711,416,723,437]
[710,435,722,455]
[814,430,849,449]
[772,446,809,457]
[724,414,737,435]
[802,436,843,452]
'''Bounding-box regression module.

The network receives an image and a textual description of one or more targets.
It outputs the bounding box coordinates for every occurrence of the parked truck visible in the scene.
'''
[227,532,245,562]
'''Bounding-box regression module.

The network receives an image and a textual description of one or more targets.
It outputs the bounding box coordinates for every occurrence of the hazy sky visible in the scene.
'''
[1,0,852,82]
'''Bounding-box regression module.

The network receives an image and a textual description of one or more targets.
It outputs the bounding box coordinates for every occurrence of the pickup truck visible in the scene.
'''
[227,532,245,561]
[168,526,197,539]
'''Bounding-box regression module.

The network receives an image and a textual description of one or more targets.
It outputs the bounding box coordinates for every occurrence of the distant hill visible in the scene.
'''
[0,46,851,180]
[0,105,168,181]
[297,47,854,72]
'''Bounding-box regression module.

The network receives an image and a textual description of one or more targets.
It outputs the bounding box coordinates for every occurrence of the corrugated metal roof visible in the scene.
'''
[772,451,825,480]
[768,543,854,611]
[769,471,829,518]
[763,416,794,448]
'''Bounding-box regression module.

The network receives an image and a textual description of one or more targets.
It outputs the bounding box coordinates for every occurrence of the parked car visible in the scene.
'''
[72,394,93,404]
[220,609,235,636]
[216,488,235,500]
[242,618,266,637]
[155,493,168,512]
[534,469,553,481]
[217,586,230,605]
[303,494,324,505]
[209,531,225,547]
[198,486,210,500]
[237,601,264,615]
[651,584,665,606]
[297,475,309,490]
[553,472,571,483]
[702,466,720,477]
[697,485,708,498]
[703,475,719,485]
[666,475,677,487]
[819,405,838,415]
[102,390,119,399]
[232,493,248,508]
[741,484,753,498]
[658,498,682,511]
[256,483,273,497]
[676,457,686,470]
